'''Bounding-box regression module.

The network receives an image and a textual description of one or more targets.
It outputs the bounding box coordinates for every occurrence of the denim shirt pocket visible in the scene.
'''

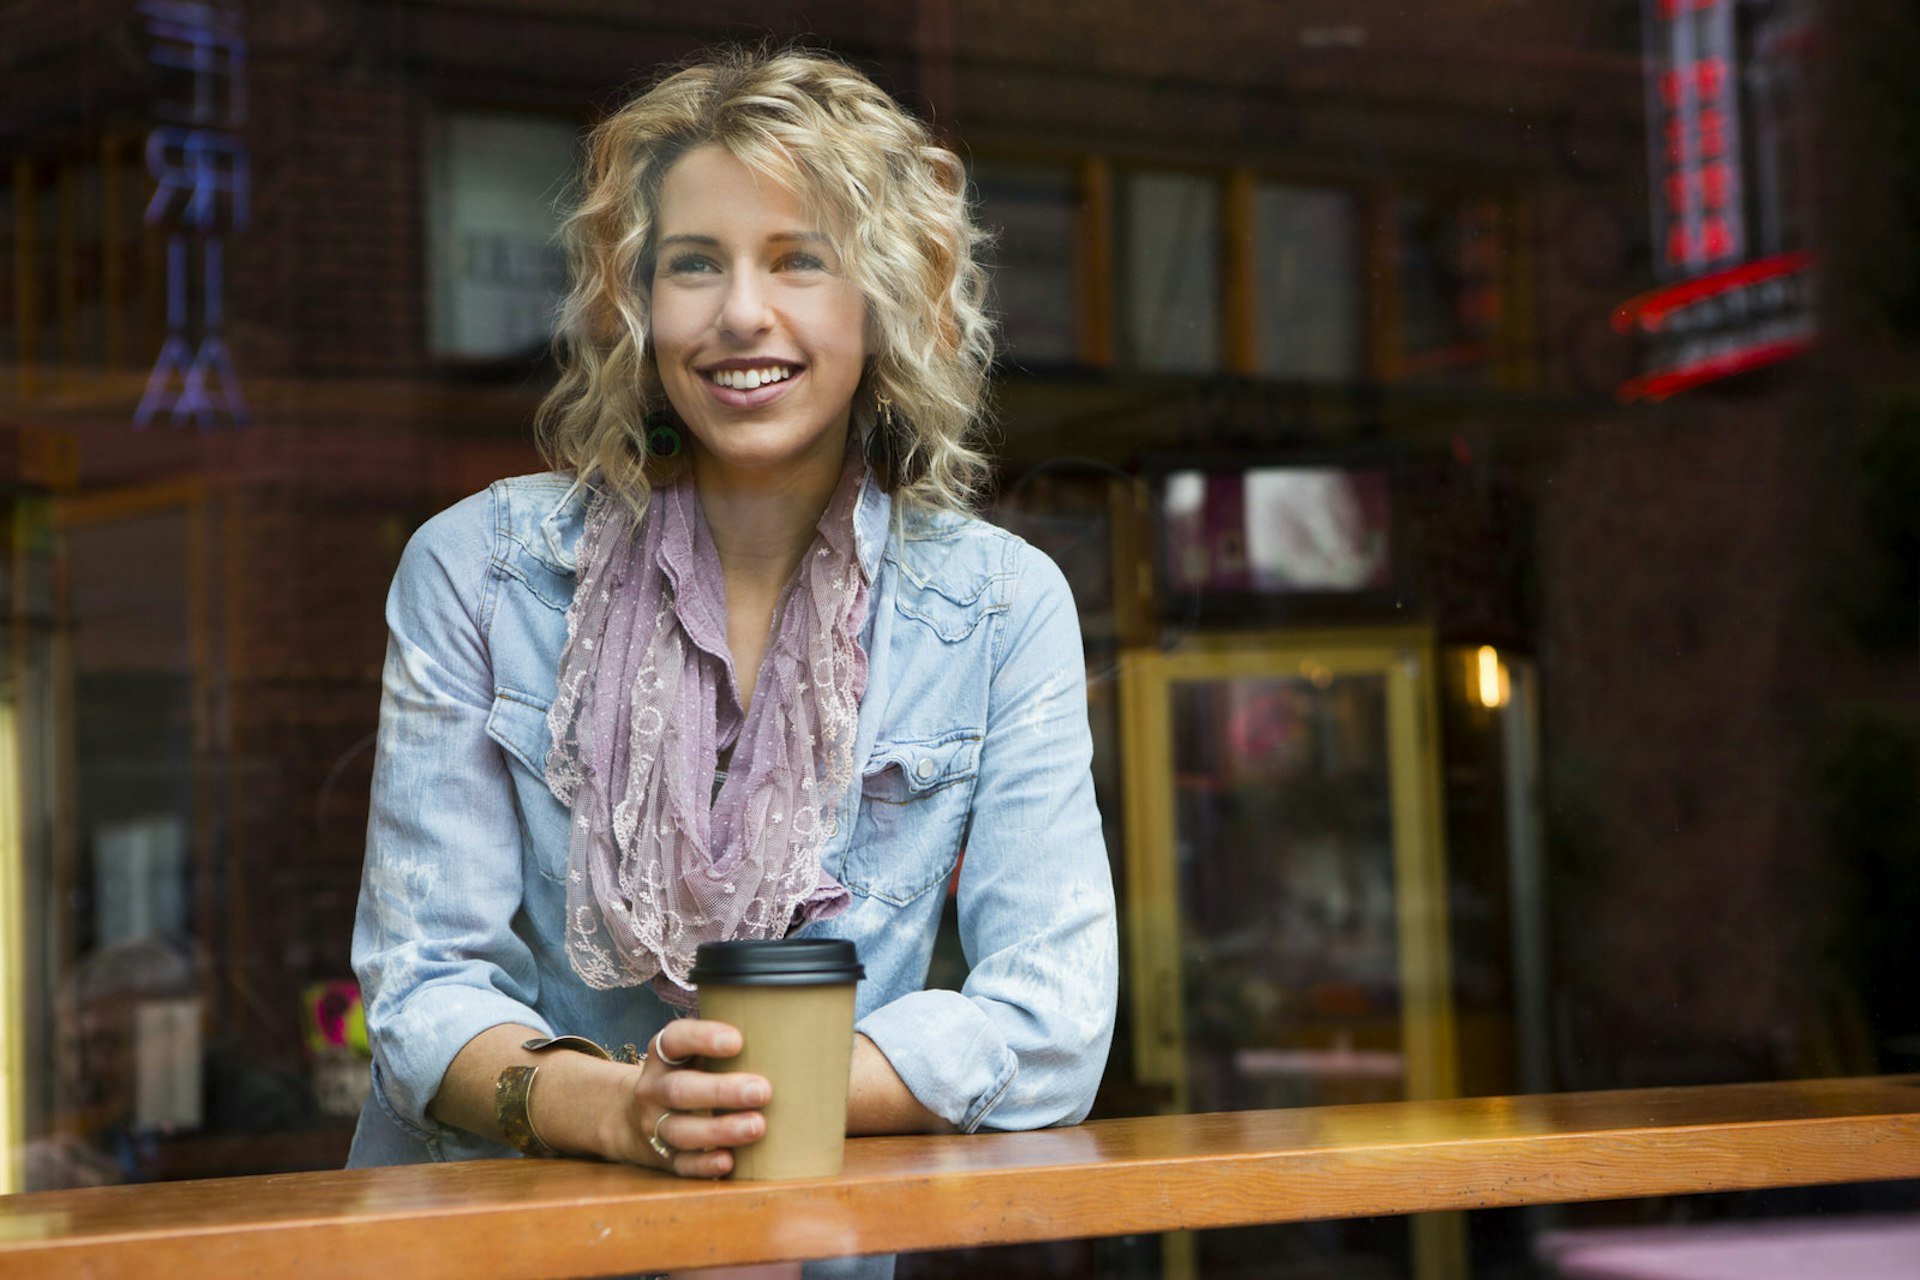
[485,688,571,885]
[840,732,981,907]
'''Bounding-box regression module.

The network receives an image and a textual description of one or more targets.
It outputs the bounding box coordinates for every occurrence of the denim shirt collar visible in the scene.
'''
[538,475,589,574]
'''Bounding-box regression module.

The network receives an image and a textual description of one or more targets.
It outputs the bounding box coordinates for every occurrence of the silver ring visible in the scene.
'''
[650,1030,692,1069]
[649,1109,678,1162]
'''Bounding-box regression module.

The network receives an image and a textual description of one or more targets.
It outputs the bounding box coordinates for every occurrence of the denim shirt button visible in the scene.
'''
[914,757,937,781]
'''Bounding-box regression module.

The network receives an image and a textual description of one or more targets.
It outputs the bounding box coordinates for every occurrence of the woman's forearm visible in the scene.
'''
[434,1024,947,1165]
[432,1019,773,1176]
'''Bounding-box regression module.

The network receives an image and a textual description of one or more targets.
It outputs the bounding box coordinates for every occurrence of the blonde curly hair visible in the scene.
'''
[536,45,995,519]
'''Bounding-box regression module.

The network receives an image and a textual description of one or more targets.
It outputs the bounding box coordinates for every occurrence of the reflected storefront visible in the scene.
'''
[4,0,1918,1275]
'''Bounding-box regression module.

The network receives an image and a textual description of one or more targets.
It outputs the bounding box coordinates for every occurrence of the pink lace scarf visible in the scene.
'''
[544,459,866,1007]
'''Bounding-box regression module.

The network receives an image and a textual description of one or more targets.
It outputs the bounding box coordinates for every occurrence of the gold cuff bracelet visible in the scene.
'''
[494,1064,558,1158]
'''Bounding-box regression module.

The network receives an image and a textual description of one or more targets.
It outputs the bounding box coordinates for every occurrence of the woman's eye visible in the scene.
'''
[665,254,718,275]
[780,252,827,272]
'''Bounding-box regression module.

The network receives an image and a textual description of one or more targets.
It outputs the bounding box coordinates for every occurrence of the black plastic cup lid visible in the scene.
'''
[689,939,865,986]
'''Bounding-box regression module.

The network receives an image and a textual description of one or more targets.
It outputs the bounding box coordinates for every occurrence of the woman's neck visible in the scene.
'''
[693,460,840,600]
[690,443,854,714]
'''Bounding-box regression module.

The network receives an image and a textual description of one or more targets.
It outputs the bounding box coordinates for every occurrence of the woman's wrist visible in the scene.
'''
[525,1050,630,1160]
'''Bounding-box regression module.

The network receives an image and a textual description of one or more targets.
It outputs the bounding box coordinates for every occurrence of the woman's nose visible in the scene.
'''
[718,270,773,338]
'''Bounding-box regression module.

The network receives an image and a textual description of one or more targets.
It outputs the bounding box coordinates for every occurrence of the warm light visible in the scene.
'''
[1475,645,1509,709]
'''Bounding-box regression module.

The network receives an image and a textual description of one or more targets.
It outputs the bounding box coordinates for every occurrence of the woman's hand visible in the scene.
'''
[431,1020,770,1179]
[597,1019,772,1178]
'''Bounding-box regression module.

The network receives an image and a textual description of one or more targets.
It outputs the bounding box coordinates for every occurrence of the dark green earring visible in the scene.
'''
[645,414,682,458]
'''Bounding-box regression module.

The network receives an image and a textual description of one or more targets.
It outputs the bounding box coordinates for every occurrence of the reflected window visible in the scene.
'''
[1163,466,1394,595]
[92,816,190,949]
[1395,194,1505,381]
[1120,170,1219,372]
[1,153,144,370]
[973,163,1079,367]
[1254,183,1361,382]
[425,111,576,360]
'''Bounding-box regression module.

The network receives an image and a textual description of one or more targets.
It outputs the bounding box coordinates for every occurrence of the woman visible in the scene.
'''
[348,44,1116,1201]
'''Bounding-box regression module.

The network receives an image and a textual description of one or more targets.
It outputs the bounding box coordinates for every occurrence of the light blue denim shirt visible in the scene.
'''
[348,469,1118,1175]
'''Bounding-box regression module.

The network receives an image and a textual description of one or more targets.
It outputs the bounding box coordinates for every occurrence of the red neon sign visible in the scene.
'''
[1615,3,1817,401]
[1617,334,1813,403]
[1645,0,1745,278]
[1612,250,1814,334]
[1612,250,1816,402]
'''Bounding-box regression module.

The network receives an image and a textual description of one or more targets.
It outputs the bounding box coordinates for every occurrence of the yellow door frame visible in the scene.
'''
[1119,626,1463,1280]
[0,691,25,1194]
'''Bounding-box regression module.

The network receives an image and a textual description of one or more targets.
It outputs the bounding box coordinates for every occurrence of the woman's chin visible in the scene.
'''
[685,427,853,485]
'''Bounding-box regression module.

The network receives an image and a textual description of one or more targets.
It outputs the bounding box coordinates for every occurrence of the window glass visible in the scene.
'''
[1121,170,1219,372]
[1395,194,1504,382]
[2,6,1913,1278]
[973,163,1080,367]
[1254,183,1360,381]
[424,111,576,359]
[1163,466,1392,594]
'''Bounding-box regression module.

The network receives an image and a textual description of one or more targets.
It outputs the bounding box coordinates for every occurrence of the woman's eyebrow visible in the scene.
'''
[655,232,828,250]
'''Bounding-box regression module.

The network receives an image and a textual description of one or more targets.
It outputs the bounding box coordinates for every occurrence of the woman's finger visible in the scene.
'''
[670,1145,737,1180]
[660,1108,765,1153]
[660,1067,770,1112]
[653,1018,743,1063]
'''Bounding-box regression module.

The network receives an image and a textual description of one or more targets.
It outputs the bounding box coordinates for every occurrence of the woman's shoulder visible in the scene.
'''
[407,471,582,573]
[490,471,586,571]
[893,504,1070,612]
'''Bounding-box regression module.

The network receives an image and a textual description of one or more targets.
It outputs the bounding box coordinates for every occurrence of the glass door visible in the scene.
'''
[1121,628,1462,1279]
[22,481,221,1189]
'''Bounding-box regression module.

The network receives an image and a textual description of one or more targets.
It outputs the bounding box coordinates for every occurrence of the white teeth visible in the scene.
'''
[709,366,793,390]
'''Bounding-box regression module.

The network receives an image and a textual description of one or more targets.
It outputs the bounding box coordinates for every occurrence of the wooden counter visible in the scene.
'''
[3,1075,1917,1278]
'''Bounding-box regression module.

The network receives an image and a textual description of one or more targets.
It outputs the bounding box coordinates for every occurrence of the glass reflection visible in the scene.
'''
[1172,673,1403,1113]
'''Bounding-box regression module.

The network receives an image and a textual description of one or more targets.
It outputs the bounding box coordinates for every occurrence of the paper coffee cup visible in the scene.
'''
[690,939,864,1181]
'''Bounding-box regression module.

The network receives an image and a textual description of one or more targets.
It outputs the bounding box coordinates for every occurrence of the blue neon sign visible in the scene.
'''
[135,1,249,429]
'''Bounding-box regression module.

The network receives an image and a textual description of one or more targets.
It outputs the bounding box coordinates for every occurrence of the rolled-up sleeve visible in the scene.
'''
[858,541,1119,1131]
[352,490,553,1143]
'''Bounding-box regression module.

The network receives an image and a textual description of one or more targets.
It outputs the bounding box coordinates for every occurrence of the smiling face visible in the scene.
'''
[648,145,871,494]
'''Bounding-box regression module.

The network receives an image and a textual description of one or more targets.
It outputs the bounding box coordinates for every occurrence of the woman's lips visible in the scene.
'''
[697,365,804,409]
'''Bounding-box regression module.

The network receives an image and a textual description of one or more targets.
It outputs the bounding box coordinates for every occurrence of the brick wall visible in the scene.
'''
[1536,394,1836,1084]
